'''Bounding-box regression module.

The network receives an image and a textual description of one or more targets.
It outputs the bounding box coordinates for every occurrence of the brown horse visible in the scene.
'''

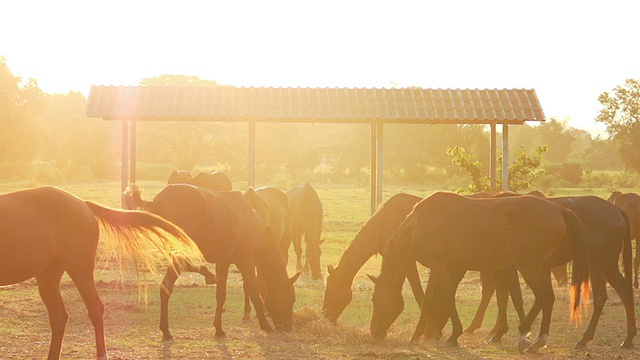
[0,186,204,360]
[612,192,640,288]
[167,169,232,191]
[369,192,589,354]
[323,193,425,323]
[167,169,193,184]
[242,186,293,319]
[463,195,636,349]
[284,183,324,280]
[126,184,298,339]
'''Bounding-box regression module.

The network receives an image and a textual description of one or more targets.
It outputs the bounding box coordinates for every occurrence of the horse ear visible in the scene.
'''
[327,264,335,275]
[290,271,302,284]
[367,274,378,284]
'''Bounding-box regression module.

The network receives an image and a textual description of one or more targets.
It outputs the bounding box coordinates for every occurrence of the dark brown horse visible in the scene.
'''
[463,195,636,349]
[242,186,293,319]
[323,193,425,323]
[126,184,298,338]
[0,186,204,360]
[369,192,589,354]
[167,169,193,184]
[167,169,232,191]
[284,183,324,280]
[612,192,640,288]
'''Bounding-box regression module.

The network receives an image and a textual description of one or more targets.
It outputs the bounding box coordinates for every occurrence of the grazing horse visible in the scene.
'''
[612,192,640,288]
[167,169,193,184]
[0,186,204,360]
[462,195,636,349]
[369,192,589,354]
[284,183,324,280]
[167,169,233,191]
[126,184,298,338]
[242,186,292,319]
[323,193,425,323]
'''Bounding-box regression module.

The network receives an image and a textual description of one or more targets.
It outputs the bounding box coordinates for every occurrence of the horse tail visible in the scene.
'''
[85,201,204,276]
[619,208,633,287]
[562,207,589,325]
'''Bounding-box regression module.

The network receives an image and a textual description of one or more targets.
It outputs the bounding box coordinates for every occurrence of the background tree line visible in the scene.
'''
[1,57,638,190]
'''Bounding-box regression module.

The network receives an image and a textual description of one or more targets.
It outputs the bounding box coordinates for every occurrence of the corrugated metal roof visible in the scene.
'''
[85,85,545,124]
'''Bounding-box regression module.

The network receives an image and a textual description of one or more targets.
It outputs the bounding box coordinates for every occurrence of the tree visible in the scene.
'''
[449,145,547,192]
[596,78,640,172]
[0,57,46,176]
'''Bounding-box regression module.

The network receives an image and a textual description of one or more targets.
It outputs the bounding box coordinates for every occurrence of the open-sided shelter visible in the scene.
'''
[85,86,545,212]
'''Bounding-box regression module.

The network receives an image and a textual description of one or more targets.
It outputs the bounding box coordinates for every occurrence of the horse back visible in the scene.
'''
[187,171,232,191]
[287,183,323,236]
[410,192,567,270]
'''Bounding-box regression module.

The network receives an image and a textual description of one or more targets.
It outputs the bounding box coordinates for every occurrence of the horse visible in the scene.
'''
[463,195,636,349]
[612,192,640,288]
[167,169,232,191]
[323,193,425,324]
[608,190,623,203]
[369,192,589,354]
[242,186,292,319]
[125,184,299,339]
[284,183,324,280]
[0,186,204,360]
[167,169,193,184]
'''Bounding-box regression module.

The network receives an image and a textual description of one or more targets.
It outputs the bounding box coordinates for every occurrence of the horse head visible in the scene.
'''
[322,264,353,323]
[368,274,404,340]
[263,271,301,332]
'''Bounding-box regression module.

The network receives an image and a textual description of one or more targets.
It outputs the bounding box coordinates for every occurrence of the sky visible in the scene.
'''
[2,0,638,136]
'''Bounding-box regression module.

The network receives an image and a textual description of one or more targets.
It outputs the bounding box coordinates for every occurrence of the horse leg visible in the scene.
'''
[159,266,180,341]
[574,270,606,349]
[605,265,637,348]
[405,263,424,309]
[411,270,439,343]
[487,278,509,343]
[489,266,521,342]
[237,263,272,332]
[172,257,216,285]
[292,232,303,273]
[551,264,568,286]
[635,237,640,289]
[66,265,108,360]
[213,264,230,337]
[444,268,467,347]
[524,268,554,354]
[242,281,252,321]
[464,271,495,335]
[35,260,70,360]
[517,267,544,353]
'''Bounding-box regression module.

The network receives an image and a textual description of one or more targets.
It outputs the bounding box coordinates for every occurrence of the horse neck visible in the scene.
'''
[334,225,381,279]
[256,236,290,287]
[377,216,415,289]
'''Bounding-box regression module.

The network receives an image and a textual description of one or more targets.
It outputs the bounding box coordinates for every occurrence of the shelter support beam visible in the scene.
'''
[502,124,509,190]
[129,120,137,185]
[369,122,384,214]
[248,121,256,188]
[490,123,497,189]
[370,123,377,214]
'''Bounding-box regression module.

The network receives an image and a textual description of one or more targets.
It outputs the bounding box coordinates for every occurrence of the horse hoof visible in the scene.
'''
[488,335,502,343]
[518,337,532,354]
[162,334,175,342]
[620,340,634,349]
[573,342,587,350]
[205,275,217,285]
[242,314,251,322]
[215,330,226,338]
[445,340,459,347]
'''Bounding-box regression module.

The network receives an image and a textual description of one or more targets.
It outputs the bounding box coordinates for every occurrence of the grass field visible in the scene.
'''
[1,181,639,359]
